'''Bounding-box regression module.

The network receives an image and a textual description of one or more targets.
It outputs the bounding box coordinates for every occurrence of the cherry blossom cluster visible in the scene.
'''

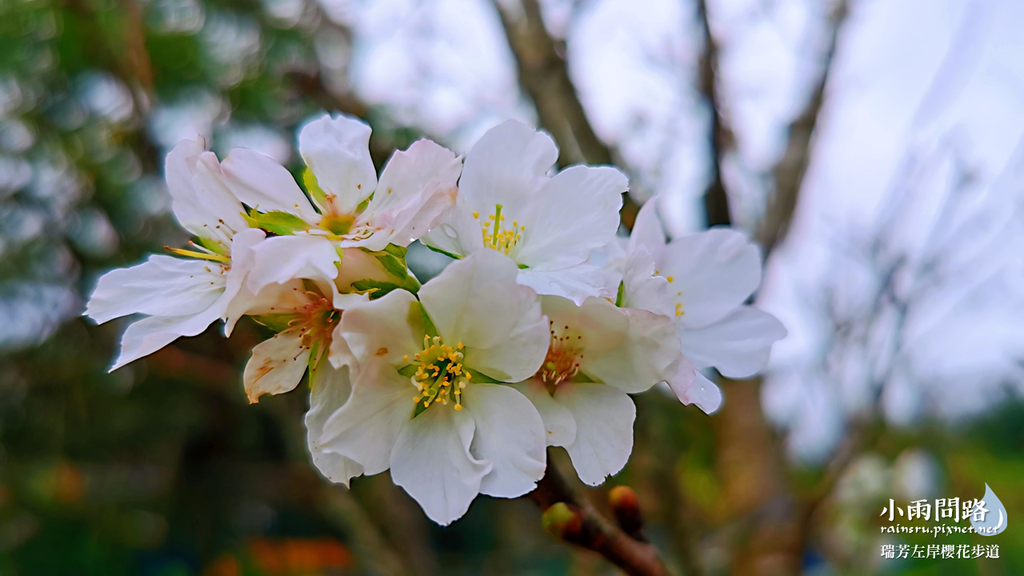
[86,114,786,525]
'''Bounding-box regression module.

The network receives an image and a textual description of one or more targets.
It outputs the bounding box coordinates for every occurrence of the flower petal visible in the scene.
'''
[419,251,548,381]
[678,305,787,378]
[220,148,319,222]
[510,379,576,447]
[620,246,674,318]
[306,362,364,487]
[659,229,762,329]
[298,114,377,216]
[334,288,422,368]
[458,120,557,216]
[320,360,413,476]
[665,356,722,414]
[515,165,626,270]
[583,307,681,394]
[542,293,627,355]
[328,323,357,370]
[516,263,609,304]
[463,384,546,498]
[247,235,340,295]
[554,383,635,486]
[110,309,222,371]
[420,197,486,258]
[243,332,311,403]
[358,139,461,251]
[222,228,268,336]
[390,403,490,526]
[86,255,224,324]
[586,237,628,297]
[165,138,246,247]
[627,197,667,264]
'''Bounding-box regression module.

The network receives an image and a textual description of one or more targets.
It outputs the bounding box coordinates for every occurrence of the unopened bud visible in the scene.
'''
[608,485,645,541]
[541,502,584,543]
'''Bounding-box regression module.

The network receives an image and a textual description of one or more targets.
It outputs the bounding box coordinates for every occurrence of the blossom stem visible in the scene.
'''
[527,455,672,576]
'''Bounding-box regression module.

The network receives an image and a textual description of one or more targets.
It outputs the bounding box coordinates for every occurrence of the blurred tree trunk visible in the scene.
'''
[714,379,802,576]
[696,0,847,573]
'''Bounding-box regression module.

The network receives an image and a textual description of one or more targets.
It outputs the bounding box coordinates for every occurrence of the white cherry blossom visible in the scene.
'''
[239,278,347,403]
[318,250,551,525]
[218,114,461,297]
[86,114,791,529]
[85,138,265,370]
[512,295,680,486]
[616,199,787,413]
[422,120,627,304]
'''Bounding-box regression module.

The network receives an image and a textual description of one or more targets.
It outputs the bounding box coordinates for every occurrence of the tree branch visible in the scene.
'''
[696,0,735,227]
[494,0,611,167]
[494,0,640,224]
[529,462,671,576]
[756,0,848,253]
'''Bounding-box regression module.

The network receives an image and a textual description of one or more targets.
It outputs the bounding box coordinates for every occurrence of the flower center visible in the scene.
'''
[473,204,525,256]
[537,321,582,386]
[320,214,355,236]
[409,335,472,411]
[286,291,340,365]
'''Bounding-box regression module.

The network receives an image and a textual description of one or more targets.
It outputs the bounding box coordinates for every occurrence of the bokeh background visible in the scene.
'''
[2,0,1023,574]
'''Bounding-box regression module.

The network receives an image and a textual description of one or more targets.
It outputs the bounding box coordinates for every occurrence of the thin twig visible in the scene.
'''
[529,462,672,576]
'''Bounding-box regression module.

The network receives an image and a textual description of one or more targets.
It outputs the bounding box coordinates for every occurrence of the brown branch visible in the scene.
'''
[696,0,735,227]
[494,0,611,167]
[529,462,671,576]
[494,0,639,225]
[756,0,848,253]
[122,0,154,99]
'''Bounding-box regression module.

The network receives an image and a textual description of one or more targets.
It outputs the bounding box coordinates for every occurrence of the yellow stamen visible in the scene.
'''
[164,246,231,264]
[408,334,469,411]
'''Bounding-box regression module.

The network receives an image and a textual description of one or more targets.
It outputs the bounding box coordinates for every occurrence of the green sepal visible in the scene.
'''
[243,208,308,236]
[464,368,501,383]
[362,243,410,280]
[308,350,330,392]
[250,313,301,332]
[615,280,625,307]
[412,397,429,418]
[308,338,324,372]
[424,244,461,260]
[408,301,438,339]
[302,168,329,210]
[351,278,419,300]
[517,263,529,269]
[196,236,229,256]
[356,192,373,213]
